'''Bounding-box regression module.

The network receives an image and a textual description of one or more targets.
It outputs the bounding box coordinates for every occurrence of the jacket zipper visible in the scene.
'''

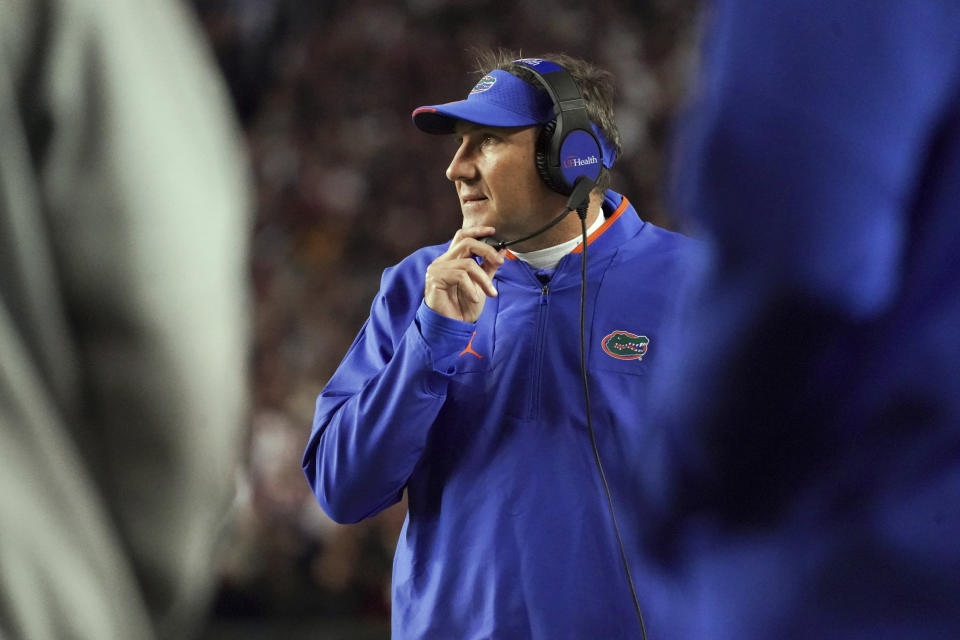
[529,284,550,420]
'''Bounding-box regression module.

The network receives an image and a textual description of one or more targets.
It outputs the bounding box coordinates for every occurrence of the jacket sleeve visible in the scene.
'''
[302,264,476,524]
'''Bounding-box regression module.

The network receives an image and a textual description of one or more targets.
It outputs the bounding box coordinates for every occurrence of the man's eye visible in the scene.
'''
[480,135,496,147]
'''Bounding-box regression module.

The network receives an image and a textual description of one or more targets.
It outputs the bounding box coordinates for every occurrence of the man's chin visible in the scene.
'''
[461,211,494,230]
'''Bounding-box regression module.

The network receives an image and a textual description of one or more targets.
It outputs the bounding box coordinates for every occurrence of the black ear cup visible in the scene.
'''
[535,120,567,194]
[518,59,603,196]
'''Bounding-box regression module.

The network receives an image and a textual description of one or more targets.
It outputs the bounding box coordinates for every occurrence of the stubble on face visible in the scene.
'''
[448,123,566,244]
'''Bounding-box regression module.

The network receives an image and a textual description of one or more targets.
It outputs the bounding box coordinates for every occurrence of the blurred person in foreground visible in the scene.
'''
[303,49,702,639]
[0,0,250,638]
[643,2,960,638]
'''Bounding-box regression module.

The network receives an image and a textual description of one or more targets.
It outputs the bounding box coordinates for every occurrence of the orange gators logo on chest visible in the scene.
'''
[601,331,649,360]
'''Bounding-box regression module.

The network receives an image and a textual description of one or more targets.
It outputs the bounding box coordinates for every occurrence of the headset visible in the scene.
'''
[514,58,605,196]
[482,59,606,251]
[489,59,649,640]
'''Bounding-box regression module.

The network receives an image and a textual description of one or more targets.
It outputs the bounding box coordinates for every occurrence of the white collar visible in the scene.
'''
[511,210,606,270]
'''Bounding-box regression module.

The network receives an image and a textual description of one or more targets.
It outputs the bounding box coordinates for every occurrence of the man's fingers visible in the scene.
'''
[481,249,507,278]
[425,229,503,322]
[458,269,484,304]
[444,227,499,261]
[450,238,505,273]
[429,259,498,298]
[452,259,497,299]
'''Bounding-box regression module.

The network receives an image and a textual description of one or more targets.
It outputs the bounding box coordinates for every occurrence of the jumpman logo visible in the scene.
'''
[458,331,483,359]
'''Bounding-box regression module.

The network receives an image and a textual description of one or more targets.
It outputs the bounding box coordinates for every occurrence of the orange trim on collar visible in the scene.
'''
[500,196,630,260]
[571,196,629,253]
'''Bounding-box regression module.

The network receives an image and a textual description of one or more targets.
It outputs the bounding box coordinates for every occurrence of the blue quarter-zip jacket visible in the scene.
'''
[303,191,702,639]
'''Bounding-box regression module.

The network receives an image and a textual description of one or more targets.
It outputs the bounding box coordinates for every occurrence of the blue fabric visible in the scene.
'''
[646,2,960,638]
[304,192,703,639]
[413,69,554,134]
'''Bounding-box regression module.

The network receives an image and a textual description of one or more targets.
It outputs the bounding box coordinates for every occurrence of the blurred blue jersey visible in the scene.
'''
[647,2,960,638]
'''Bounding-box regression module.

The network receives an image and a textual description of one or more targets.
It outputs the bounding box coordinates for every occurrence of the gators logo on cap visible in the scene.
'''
[601,331,649,361]
[470,75,497,94]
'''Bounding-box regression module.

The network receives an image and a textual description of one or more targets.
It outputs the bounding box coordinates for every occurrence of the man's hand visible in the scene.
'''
[424,226,506,323]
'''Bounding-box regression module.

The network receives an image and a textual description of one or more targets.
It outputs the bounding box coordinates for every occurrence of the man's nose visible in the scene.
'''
[445,142,477,183]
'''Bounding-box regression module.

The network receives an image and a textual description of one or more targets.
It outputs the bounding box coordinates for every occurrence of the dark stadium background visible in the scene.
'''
[187,1,701,637]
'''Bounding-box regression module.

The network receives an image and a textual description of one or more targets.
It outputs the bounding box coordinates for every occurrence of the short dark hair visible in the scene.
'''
[472,48,622,193]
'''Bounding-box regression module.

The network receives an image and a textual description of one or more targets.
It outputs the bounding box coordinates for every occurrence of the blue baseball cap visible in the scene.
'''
[412,69,616,168]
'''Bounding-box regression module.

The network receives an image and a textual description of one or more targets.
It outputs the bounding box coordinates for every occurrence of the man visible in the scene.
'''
[0,0,250,638]
[643,2,960,638]
[303,50,700,638]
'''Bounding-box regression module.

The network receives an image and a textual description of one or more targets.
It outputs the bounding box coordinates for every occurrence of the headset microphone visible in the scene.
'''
[481,176,595,250]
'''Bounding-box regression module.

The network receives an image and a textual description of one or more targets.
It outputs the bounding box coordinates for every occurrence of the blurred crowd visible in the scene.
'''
[188,0,701,627]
